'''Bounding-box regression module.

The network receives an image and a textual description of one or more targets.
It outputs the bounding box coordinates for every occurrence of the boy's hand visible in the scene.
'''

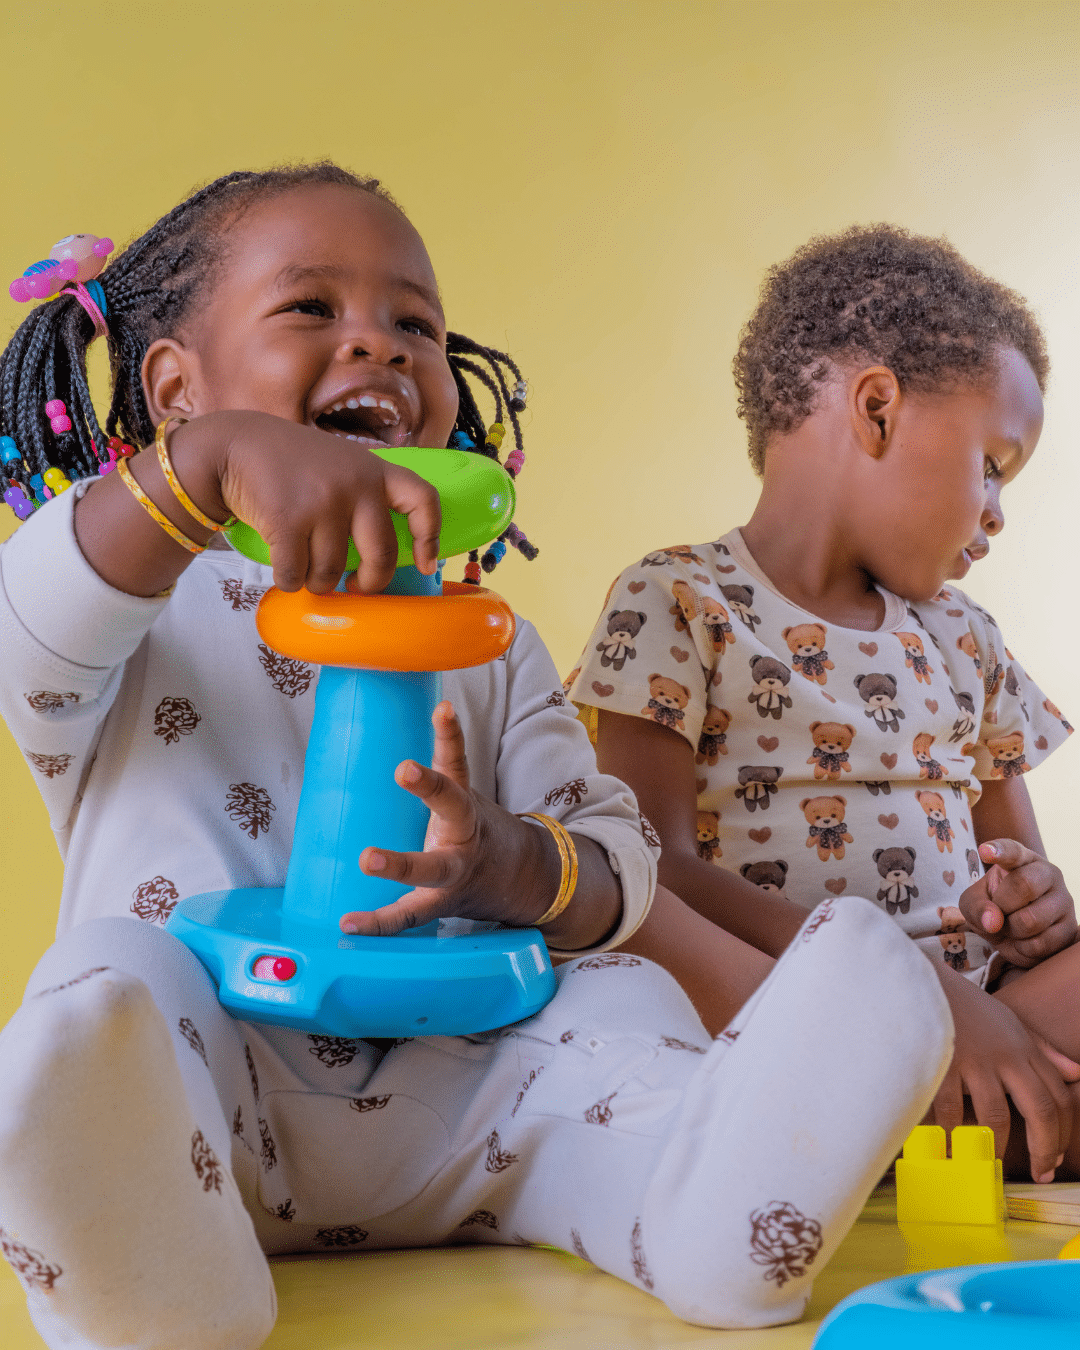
[338,702,559,937]
[932,963,1079,1182]
[959,839,1078,968]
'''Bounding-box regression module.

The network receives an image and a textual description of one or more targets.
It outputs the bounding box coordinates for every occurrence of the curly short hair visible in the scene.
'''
[733,224,1049,475]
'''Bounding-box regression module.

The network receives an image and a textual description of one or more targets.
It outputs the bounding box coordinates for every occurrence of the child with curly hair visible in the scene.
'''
[570,224,1080,1188]
[0,176,950,1347]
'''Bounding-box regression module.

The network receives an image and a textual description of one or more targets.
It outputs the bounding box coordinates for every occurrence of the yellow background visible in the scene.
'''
[1,0,1078,1026]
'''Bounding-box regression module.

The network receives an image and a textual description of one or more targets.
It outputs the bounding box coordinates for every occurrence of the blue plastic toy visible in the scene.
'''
[813,1261,1080,1348]
[166,447,557,1038]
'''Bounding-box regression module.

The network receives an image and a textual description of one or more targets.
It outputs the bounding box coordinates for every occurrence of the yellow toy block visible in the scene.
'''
[895,1124,1004,1225]
[1061,1233,1080,1260]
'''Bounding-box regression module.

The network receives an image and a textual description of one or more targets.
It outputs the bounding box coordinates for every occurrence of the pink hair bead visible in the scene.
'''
[8,277,31,303]
[505,448,525,475]
[45,399,66,418]
[50,416,72,434]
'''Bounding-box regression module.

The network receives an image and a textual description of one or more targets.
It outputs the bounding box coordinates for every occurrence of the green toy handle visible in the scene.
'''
[226,446,517,569]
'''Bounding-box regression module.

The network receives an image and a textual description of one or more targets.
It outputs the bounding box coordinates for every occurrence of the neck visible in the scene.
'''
[740,426,886,631]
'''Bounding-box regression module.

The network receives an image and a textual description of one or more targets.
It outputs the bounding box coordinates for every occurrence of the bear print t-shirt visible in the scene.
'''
[567,529,1073,985]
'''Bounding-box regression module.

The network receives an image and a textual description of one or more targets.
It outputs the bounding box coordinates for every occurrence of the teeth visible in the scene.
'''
[378,399,396,412]
[346,398,359,409]
[332,402,344,412]
[360,395,378,408]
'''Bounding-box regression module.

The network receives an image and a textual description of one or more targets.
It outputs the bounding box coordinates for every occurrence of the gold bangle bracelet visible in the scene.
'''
[117,456,206,555]
[155,417,236,531]
[518,813,579,926]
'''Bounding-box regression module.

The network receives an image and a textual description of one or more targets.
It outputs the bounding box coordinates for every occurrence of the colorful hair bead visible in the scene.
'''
[485,422,505,451]
[504,447,525,478]
[509,379,528,413]
[42,467,72,495]
[3,484,34,521]
[507,523,540,561]
[480,538,507,573]
[0,435,20,466]
[463,551,482,585]
[451,431,476,450]
[45,399,72,435]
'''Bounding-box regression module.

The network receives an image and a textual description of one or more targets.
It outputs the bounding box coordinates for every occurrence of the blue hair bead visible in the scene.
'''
[24,260,58,277]
[488,540,507,563]
[451,431,475,450]
[0,435,20,465]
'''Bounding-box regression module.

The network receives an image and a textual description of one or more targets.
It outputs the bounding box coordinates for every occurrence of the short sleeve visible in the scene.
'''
[566,558,717,753]
[963,601,1073,782]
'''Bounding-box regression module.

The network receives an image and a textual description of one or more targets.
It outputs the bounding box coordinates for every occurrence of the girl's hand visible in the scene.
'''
[337,702,563,937]
[172,411,442,594]
[932,962,1079,1182]
[958,839,1078,969]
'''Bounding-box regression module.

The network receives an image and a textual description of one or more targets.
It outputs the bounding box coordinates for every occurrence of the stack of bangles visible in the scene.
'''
[518,813,580,926]
[116,417,235,551]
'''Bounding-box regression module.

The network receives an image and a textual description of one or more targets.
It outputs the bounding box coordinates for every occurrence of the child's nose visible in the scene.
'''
[337,323,412,371]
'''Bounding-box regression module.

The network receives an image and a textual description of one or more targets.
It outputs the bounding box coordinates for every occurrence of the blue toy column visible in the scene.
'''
[167,447,557,1039]
[282,567,440,937]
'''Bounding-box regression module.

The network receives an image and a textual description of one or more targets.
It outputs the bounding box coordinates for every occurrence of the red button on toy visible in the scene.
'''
[252,955,297,981]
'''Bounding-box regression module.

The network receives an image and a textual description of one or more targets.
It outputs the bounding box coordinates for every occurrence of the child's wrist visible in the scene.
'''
[166,416,232,527]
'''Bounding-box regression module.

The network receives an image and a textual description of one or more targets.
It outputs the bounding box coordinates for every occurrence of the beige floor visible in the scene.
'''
[0,1188,1073,1349]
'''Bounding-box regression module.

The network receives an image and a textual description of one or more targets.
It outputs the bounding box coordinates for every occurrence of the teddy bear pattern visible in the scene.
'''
[568,528,1072,984]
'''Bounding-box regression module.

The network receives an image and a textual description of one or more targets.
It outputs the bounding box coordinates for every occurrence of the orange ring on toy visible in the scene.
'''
[255,582,516,672]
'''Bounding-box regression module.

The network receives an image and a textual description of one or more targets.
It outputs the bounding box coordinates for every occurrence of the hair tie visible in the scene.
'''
[60,281,109,339]
[9,233,113,307]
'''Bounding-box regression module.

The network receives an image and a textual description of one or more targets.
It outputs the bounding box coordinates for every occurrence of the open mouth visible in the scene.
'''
[314,392,413,449]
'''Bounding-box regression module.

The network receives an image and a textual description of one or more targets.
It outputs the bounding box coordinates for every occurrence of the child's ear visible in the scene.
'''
[141,338,200,426]
[850,366,901,458]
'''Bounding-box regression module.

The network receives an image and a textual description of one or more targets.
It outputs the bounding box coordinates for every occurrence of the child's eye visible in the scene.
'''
[398,316,437,339]
[984,458,1002,481]
[284,296,332,318]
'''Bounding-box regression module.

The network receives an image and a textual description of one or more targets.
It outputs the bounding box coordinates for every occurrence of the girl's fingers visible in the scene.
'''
[382,463,442,577]
[958,876,1004,935]
[339,889,446,938]
[348,494,402,595]
[303,518,352,595]
[1011,915,1080,966]
[431,701,470,791]
[395,759,476,847]
[358,842,464,892]
[265,526,312,594]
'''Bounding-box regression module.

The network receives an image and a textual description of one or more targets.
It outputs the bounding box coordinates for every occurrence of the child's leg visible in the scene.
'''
[330,896,951,1328]
[0,919,276,1350]
[991,944,1080,1179]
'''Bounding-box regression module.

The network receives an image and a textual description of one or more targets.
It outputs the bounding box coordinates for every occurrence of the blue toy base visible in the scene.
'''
[813,1260,1080,1348]
[166,888,556,1038]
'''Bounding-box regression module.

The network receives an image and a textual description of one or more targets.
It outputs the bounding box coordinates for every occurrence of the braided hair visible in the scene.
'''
[0,162,536,573]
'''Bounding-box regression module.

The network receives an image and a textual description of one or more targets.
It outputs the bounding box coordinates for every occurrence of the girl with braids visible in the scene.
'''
[0,171,950,1348]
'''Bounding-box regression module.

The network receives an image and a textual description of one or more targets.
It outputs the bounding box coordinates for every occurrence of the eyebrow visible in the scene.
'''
[271,263,443,314]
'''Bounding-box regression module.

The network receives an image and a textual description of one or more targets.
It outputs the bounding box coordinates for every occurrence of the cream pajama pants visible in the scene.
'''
[0,896,952,1348]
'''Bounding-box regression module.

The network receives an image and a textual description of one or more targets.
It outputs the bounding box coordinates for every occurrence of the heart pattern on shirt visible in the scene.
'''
[1036,735,1049,750]
[591,681,614,698]
[824,878,847,895]
[748,827,772,844]
[757,735,779,752]
[627,581,646,594]
[718,564,736,573]
[946,609,964,617]
[925,699,938,713]
[878,813,899,829]
[670,647,690,663]
[943,871,955,886]
[880,753,898,769]
[858,642,878,657]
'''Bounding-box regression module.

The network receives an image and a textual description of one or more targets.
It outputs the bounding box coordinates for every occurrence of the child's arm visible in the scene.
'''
[594,708,809,956]
[339,700,624,952]
[960,776,1078,967]
[73,412,442,598]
